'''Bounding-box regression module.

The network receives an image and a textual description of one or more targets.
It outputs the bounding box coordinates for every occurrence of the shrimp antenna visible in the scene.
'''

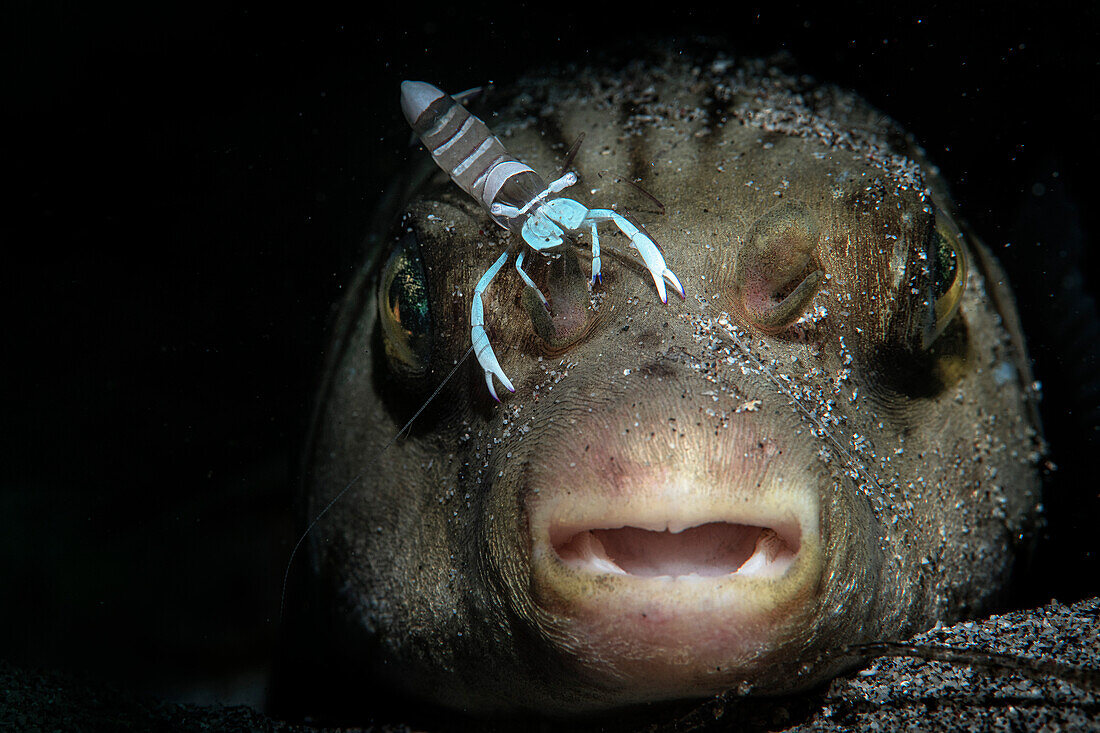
[559,131,585,176]
[595,169,665,213]
[625,178,665,214]
[451,86,485,107]
[279,344,475,621]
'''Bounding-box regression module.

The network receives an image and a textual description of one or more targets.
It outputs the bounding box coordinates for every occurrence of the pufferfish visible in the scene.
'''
[297,53,1043,715]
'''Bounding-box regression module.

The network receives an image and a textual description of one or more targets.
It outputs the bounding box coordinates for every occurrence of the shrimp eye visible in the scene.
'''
[379,233,432,378]
[733,201,825,333]
[921,213,968,349]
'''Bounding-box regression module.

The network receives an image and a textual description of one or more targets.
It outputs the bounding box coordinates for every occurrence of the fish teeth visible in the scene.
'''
[567,530,628,575]
[736,529,794,577]
[666,518,694,534]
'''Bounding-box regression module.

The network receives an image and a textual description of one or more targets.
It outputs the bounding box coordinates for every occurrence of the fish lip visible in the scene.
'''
[525,426,822,587]
[536,482,814,581]
[517,402,828,701]
[524,466,824,701]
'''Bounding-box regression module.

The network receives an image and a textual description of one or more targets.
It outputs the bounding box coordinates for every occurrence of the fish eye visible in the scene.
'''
[733,201,825,333]
[921,212,969,349]
[378,233,432,379]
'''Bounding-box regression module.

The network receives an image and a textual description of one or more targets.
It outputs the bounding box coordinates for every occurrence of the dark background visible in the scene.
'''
[3,0,1097,716]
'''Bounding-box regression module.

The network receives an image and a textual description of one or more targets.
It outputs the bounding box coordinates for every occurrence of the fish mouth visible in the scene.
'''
[552,519,800,579]
[526,458,824,704]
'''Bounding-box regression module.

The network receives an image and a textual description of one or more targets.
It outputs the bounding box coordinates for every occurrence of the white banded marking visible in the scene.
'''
[424,104,458,138]
[481,160,536,210]
[451,136,496,178]
[431,116,476,156]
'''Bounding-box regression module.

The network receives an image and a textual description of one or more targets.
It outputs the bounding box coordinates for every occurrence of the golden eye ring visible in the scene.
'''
[379,234,432,379]
[922,214,969,350]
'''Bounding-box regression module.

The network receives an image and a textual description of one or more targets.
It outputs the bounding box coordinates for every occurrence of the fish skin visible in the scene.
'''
[300,55,1044,715]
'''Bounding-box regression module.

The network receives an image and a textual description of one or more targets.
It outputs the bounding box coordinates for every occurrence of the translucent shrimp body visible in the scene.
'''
[400,80,684,400]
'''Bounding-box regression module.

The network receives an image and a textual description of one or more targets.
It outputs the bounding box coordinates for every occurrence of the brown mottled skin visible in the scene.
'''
[301,56,1043,714]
